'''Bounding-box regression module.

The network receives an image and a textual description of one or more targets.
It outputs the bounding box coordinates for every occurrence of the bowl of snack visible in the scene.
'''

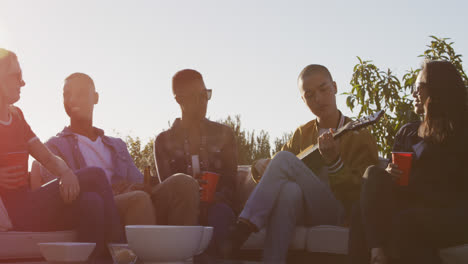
[125,225,213,264]
[108,243,138,264]
[38,242,95,263]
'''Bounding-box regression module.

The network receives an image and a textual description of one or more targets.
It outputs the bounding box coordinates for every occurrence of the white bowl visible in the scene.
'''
[125,225,213,264]
[38,242,96,263]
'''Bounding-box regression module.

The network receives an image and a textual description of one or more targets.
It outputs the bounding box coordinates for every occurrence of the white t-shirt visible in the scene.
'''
[75,134,115,183]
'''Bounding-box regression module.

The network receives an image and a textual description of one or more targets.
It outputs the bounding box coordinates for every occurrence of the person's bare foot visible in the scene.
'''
[370,248,388,264]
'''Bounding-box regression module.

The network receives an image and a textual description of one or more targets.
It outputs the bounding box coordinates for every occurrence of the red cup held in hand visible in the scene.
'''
[199,171,220,203]
[391,152,413,186]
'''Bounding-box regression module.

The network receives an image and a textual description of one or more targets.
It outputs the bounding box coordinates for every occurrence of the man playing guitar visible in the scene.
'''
[221,64,380,263]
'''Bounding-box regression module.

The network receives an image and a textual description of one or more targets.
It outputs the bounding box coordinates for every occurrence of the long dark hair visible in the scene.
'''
[419,60,467,144]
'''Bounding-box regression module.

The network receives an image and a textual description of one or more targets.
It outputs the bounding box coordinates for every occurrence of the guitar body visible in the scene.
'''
[299,147,324,175]
[297,110,384,174]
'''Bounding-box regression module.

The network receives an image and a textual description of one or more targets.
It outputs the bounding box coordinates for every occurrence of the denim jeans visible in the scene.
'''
[240,151,344,263]
[1,167,124,258]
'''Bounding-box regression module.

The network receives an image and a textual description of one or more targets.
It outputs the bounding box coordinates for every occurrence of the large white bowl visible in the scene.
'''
[38,242,96,263]
[125,225,213,264]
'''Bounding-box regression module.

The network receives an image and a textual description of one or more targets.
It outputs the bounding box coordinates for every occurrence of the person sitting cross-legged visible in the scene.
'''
[221,64,379,263]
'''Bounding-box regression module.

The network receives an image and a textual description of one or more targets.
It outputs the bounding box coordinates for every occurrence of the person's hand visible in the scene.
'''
[318,129,340,164]
[59,171,80,204]
[0,166,26,189]
[385,163,403,181]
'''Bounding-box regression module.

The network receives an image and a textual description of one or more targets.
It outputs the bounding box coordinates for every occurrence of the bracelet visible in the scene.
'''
[328,155,344,174]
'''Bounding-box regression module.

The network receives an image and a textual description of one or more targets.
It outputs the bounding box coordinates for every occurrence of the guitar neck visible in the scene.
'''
[295,110,383,172]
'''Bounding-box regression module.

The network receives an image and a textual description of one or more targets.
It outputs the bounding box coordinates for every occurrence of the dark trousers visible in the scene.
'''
[2,167,124,258]
[200,202,236,256]
[348,165,468,264]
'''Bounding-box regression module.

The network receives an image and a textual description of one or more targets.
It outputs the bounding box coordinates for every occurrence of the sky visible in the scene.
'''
[1,0,467,147]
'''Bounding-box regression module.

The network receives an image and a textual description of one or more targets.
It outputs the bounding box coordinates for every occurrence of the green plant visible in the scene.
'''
[345,36,467,157]
[125,135,156,175]
[220,115,272,164]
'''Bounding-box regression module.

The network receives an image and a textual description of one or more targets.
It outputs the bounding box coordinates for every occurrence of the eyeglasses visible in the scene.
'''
[175,89,212,103]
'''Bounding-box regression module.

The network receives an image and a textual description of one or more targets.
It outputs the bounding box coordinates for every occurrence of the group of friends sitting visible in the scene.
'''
[0,48,467,264]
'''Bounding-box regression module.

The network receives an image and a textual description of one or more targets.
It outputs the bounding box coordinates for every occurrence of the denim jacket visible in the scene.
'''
[39,126,143,184]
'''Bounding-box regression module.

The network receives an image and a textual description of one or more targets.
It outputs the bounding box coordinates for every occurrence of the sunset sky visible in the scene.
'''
[1,0,467,149]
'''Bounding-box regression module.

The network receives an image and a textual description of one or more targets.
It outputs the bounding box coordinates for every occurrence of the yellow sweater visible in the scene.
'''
[281,116,379,217]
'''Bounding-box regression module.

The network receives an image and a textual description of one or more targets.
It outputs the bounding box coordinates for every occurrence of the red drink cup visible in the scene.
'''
[199,172,220,203]
[391,152,413,186]
[0,152,29,187]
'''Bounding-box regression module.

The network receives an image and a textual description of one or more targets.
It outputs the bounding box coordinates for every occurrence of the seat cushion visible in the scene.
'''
[234,165,256,215]
[306,225,349,255]
[439,244,468,264]
[241,226,308,250]
[0,230,77,259]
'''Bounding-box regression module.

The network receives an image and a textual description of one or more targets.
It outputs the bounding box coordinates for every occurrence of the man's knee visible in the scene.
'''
[268,151,297,172]
[129,190,152,205]
[164,173,199,194]
[272,151,296,163]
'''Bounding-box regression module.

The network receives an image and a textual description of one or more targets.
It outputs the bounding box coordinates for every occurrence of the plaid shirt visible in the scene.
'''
[154,118,238,205]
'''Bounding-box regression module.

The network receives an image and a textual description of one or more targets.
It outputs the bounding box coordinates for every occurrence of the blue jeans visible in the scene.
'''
[240,151,344,263]
[1,167,124,257]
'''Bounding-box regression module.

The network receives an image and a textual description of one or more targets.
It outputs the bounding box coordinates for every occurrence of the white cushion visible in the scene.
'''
[306,225,349,255]
[0,197,13,231]
[0,230,77,259]
[241,226,308,250]
[439,244,468,264]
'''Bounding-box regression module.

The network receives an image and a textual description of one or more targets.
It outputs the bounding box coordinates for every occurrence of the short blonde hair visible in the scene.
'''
[0,48,19,82]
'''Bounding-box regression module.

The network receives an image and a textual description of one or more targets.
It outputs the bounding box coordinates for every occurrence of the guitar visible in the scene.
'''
[252,110,384,182]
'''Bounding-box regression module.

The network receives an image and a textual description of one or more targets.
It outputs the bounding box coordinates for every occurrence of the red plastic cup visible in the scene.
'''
[199,171,220,203]
[0,152,29,187]
[391,152,413,186]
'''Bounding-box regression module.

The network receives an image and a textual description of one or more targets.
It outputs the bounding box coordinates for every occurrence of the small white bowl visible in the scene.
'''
[38,242,96,263]
[126,225,213,264]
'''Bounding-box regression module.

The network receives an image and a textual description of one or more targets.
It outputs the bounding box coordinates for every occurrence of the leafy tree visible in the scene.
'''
[272,132,293,156]
[125,136,156,176]
[345,36,467,157]
[220,115,272,164]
